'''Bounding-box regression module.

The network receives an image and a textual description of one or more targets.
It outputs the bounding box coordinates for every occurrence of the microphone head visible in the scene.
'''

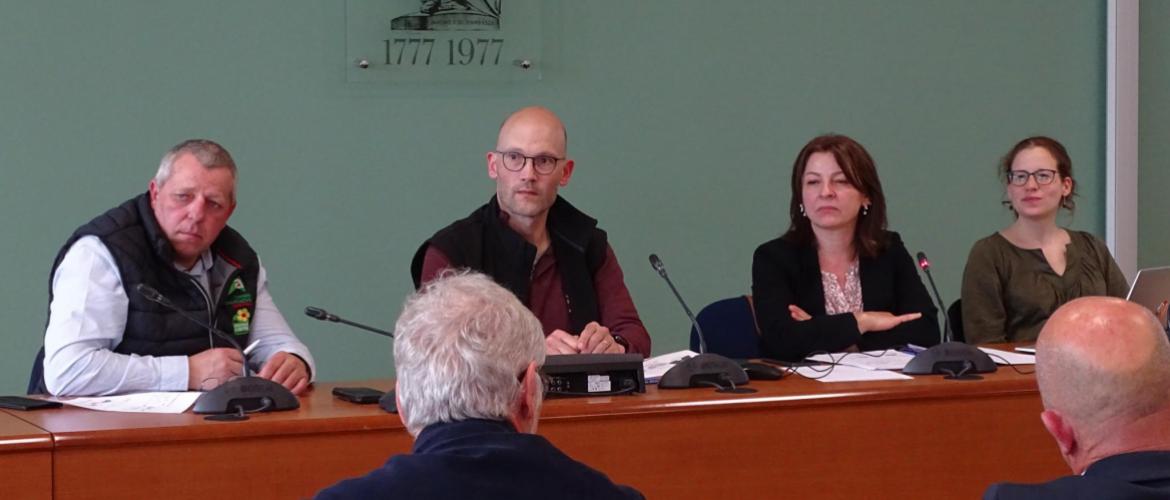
[304,307,327,320]
[648,254,666,276]
[135,283,165,303]
[916,251,930,271]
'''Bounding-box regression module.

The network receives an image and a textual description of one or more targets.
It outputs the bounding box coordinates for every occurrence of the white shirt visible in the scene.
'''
[43,235,316,396]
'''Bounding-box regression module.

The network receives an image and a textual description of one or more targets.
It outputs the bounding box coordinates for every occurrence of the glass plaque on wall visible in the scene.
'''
[346,0,544,83]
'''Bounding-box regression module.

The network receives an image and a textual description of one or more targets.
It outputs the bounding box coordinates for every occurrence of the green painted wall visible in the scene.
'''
[1141,1,1170,269]
[0,1,1108,394]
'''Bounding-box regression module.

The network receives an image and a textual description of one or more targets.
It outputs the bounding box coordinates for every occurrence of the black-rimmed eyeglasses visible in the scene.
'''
[495,151,564,175]
[1007,169,1058,186]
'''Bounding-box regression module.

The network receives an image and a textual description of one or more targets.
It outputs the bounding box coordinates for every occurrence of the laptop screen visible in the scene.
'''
[1126,266,1170,315]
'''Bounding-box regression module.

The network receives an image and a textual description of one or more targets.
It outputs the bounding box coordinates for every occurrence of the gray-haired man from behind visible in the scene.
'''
[316,271,643,500]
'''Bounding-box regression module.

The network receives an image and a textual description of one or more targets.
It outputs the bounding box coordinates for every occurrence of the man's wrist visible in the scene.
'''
[289,352,312,380]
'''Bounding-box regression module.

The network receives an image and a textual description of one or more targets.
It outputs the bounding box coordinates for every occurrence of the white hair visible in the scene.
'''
[154,139,237,200]
[394,270,546,436]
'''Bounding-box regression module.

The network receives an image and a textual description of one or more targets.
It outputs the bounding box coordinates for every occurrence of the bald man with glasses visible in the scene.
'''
[410,106,651,357]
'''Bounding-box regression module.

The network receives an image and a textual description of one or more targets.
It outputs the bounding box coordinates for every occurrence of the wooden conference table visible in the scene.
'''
[0,411,53,499]
[3,353,1065,500]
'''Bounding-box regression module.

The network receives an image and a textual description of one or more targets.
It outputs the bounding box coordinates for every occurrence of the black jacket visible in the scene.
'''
[751,231,939,360]
[984,451,1170,500]
[315,419,644,500]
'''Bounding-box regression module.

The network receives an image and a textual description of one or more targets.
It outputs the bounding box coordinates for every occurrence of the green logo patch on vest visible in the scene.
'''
[227,278,252,301]
[225,278,254,306]
[225,277,253,335]
[232,306,251,335]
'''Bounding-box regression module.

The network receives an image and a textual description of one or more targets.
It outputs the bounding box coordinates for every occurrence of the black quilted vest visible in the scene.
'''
[45,193,260,358]
[410,196,607,334]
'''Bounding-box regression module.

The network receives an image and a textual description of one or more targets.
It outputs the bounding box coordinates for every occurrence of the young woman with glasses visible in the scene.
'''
[752,134,939,361]
[961,136,1127,344]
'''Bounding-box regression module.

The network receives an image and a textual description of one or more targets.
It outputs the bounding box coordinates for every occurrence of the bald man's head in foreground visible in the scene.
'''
[1035,296,1170,474]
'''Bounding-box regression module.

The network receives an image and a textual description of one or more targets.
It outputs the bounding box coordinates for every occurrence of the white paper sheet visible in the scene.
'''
[55,392,202,413]
[806,350,915,371]
[978,347,1036,365]
[790,364,913,383]
[642,350,701,384]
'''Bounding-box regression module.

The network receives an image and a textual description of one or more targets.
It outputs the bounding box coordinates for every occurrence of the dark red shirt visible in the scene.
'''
[420,244,651,356]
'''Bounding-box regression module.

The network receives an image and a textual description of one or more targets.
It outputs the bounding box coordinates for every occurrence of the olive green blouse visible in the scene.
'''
[960,230,1128,344]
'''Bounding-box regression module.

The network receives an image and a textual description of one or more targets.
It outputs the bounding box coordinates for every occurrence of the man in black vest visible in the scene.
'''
[984,297,1170,499]
[411,106,651,356]
[38,139,314,396]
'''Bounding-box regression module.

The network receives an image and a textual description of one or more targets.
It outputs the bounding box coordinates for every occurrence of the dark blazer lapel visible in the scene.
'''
[799,244,827,315]
[858,252,880,311]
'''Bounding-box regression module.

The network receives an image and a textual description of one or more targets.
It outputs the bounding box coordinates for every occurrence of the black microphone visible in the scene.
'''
[648,254,706,354]
[304,306,394,338]
[303,306,397,413]
[901,252,997,378]
[915,252,951,344]
[134,283,299,417]
[647,254,750,392]
[304,306,338,322]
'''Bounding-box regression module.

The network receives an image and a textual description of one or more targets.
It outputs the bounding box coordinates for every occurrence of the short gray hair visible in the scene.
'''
[1037,303,1170,427]
[394,270,546,436]
[154,139,237,199]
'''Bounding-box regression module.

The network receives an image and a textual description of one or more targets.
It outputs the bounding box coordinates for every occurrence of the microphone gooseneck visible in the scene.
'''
[647,253,750,391]
[647,254,705,354]
[303,305,397,414]
[901,251,998,378]
[135,283,249,376]
[915,251,951,344]
[303,306,395,338]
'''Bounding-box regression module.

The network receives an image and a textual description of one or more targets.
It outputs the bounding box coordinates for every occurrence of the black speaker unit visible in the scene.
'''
[540,353,645,398]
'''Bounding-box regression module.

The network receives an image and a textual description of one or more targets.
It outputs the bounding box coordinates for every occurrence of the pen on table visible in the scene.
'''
[242,340,261,357]
[899,344,927,355]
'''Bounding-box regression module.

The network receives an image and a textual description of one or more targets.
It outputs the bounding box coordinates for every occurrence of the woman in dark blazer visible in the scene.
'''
[752,134,939,361]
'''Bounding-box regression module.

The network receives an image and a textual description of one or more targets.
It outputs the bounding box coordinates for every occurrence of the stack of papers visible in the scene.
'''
[790,364,913,382]
[978,347,1036,365]
[798,350,914,382]
[53,392,202,413]
[806,350,915,371]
